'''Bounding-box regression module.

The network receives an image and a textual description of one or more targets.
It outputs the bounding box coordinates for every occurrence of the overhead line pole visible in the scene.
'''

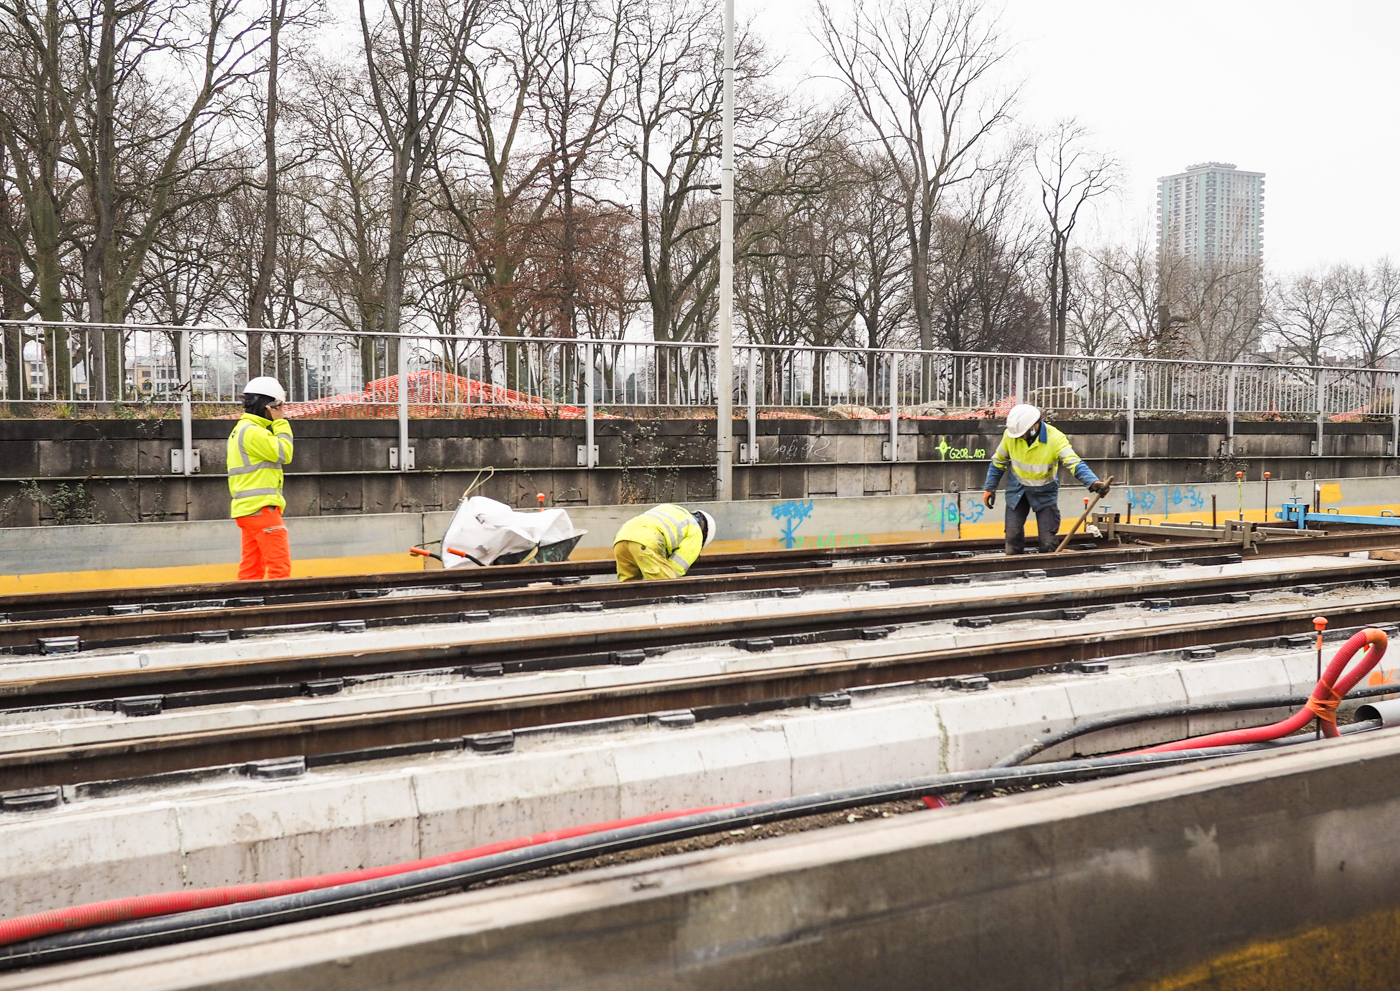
[715,0,735,501]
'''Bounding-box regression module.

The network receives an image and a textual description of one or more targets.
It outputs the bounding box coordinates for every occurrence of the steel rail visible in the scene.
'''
[3,559,1398,711]
[0,534,1079,620]
[6,530,1398,652]
[3,594,1400,790]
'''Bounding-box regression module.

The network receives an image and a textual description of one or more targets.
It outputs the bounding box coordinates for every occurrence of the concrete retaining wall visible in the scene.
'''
[4,475,1400,593]
[18,729,1400,990]
[2,416,1396,525]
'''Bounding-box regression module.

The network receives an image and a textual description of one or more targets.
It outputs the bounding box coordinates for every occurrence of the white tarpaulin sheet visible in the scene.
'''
[441,497,583,568]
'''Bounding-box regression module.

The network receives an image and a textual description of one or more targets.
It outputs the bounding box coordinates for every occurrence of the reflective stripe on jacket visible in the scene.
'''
[613,503,704,576]
[227,412,293,518]
[983,422,1098,511]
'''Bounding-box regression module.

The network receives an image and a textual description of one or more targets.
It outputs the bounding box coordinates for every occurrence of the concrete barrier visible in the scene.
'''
[4,475,1400,593]
[17,729,1400,991]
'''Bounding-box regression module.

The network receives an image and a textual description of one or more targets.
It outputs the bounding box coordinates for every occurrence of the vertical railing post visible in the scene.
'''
[397,333,410,472]
[1125,360,1136,459]
[179,327,192,477]
[887,351,900,462]
[714,0,735,501]
[584,341,596,469]
[746,346,757,464]
[1226,363,1237,456]
[1391,371,1399,458]
[1015,355,1025,403]
[1315,368,1326,458]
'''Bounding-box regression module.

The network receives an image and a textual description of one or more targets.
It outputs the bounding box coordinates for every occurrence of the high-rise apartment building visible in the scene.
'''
[1156,162,1264,267]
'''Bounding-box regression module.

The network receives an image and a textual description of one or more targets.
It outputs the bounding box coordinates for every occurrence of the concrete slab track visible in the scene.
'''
[11,728,1400,990]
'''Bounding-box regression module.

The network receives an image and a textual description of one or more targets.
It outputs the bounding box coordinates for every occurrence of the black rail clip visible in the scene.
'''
[467,731,516,753]
[116,695,164,717]
[0,788,62,813]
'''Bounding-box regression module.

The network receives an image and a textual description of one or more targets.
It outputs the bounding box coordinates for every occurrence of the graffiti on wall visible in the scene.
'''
[923,496,986,534]
[934,436,988,462]
[1122,485,1209,517]
[771,499,815,549]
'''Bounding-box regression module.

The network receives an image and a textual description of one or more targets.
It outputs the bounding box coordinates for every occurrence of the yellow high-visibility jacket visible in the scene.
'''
[983,422,1098,511]
[613,503,704,576]
[227,412,293,518]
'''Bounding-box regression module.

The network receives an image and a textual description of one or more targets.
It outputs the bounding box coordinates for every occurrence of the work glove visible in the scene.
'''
[982,490,995,509]
[1089,481,1111,497]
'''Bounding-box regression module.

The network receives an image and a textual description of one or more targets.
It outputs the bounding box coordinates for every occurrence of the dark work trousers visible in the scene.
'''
[1005,497,1061,555]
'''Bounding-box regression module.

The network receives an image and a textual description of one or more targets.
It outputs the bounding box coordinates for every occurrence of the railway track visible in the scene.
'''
[2,578,1400,791]
[3,558,1397,711]
[5,529,1397,653]
[0,534,1045,622]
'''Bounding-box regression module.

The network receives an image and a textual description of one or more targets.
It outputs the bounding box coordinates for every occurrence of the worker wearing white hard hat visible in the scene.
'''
[982,404,1108,555]
[227,376,294,579]
[612,504,716,581]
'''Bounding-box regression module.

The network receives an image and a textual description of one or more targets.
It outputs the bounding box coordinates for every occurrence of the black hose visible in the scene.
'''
[993,681,1400,768]
[0,744,1303,972]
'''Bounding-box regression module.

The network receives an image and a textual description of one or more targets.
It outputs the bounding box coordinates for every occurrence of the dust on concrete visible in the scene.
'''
[468,798,933,891]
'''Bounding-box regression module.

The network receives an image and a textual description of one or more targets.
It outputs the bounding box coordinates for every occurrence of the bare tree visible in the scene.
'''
[1065,246,1130,357]
[47,0,261,394]
[1263,268,1342,366]
[358,0,485,367]
[836,153,911,356]
[247,0,322,378]
[293,61,393,377]
[928,157,1042,355]
[0,105,39,399]
[1335,259,1400,368]
[817,0,1016,371]
[1167,259,1263,362]
[426,0,625,346]
[1035,119,1116,355]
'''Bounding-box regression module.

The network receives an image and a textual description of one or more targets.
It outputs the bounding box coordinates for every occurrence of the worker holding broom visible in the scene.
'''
[983,404,1109,555]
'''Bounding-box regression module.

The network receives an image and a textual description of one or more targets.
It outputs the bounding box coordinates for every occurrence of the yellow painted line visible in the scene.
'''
[0,553,420,596]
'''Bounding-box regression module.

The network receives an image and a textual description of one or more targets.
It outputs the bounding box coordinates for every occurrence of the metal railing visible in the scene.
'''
[3,321,1399,470]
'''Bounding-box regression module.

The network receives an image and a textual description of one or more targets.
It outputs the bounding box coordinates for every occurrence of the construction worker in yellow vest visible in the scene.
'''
[613,504,717,581]
[227,377,294,580]
[982,404,1109,555]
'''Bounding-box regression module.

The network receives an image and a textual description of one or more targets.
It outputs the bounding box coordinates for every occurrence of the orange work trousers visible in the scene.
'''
[236,506,291,580]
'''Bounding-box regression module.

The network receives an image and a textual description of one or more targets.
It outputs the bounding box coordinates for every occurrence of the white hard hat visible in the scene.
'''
[1005,403,1041,438]
[692,509,717,547]
[243,376,287,404]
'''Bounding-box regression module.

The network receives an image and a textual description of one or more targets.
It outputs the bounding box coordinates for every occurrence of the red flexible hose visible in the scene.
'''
[1130,627,1389,755]
[0,803,739,947]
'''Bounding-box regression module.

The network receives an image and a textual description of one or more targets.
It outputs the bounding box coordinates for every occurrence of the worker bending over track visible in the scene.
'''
[983,403,1109,555]
[227,377,294,580]
[613,504,717,581]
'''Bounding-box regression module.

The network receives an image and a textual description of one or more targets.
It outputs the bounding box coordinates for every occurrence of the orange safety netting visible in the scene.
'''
[266,370,606,420]
[941,394,1018,421]
[820,394,1017,421]
[219,372,1020,421]
[1328,404,1383,423]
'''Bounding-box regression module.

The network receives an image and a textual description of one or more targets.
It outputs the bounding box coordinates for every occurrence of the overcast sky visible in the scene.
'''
[752,0,1395,274]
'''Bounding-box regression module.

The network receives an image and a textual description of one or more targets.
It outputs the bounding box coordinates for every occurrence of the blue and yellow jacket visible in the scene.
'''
[983,422,1098,511]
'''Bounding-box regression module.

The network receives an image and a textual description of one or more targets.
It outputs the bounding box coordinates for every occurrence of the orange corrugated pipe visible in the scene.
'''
[1130,626,1389,754]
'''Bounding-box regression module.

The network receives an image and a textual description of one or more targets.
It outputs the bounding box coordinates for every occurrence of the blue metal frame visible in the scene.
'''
[1278,499,1400,529]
